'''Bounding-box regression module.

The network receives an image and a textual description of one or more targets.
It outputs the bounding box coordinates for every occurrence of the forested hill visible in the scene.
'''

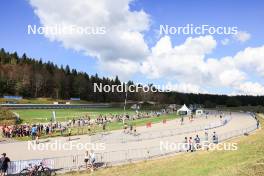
[0,48,264,107]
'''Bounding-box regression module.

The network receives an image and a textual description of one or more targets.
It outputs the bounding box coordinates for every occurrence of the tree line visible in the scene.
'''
[0,48,264,107]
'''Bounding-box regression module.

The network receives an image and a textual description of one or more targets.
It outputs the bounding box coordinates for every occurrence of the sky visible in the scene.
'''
[0,0,264,95]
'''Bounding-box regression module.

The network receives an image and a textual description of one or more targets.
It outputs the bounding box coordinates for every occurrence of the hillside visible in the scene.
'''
[0,48,264,106]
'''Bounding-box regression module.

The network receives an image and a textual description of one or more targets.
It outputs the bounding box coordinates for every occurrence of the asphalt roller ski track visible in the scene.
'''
[0,111,257,162]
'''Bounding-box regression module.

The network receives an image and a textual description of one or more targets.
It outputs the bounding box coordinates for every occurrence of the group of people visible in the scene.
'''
[184,135,201,152]
[183,131,218,152]
[94,111,165,124]
[0,108,173,140]
[0,121,80,141]
[0,123,63,140]
[84,150,96,171]
[123,123,138,136]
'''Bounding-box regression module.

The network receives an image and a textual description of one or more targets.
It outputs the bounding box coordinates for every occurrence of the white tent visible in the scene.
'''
[131,104,140,110]
[177,104,192,115]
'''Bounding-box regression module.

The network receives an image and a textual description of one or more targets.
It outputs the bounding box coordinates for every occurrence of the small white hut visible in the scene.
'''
[131,104,140,110]
[196,109,204,116]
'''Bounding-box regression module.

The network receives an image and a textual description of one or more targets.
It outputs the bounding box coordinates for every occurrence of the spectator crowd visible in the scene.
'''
[0,109,173,140]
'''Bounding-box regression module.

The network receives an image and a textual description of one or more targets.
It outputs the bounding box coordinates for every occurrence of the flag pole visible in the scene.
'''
[123,83,128,124]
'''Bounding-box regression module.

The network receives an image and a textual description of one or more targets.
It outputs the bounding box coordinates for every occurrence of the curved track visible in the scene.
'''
[0,111,256,162]
[0,111,258,175]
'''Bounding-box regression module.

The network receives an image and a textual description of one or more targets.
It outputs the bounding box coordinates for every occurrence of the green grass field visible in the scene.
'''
[21,112,176,140]
[62,114,264,176]
[12,108,138,124]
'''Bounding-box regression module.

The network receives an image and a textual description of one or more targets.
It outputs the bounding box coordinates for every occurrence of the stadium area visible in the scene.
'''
[0,105,261,175]
[1,1,264,175]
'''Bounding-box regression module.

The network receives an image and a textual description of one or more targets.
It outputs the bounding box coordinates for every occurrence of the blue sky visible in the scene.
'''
[0,0,264,95]
[0,0,98,74]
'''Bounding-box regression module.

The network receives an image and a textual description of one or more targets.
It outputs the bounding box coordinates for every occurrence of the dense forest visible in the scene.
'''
[0,48,264,107]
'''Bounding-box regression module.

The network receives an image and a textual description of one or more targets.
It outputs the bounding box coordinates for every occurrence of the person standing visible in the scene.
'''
[189,137,194,152]
[87,124,91,134]
[102,122,106,132]
[0,153,10,176]
[194,134,201,149]
[68,128,72,141]
[184,137,188,152]
[60,126,64,136]
[31,125,37,140]
[89,150,96,172]
[35,135,39,144]
[204,131,209,150]
[180,116,184,125]
[123,123,128,133]
[84,151,89,169]
[133,126,137,136]
[212,131,218,144]
[129,124,133,134]
[45,126,49,135]
[257,119,260,129]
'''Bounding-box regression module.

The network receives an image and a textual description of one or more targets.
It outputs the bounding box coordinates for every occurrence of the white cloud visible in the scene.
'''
[234,46,264,77]
[98,58,140,80]
[28,0,264,95]
[221,38,230,45]
[141,35,264,95]
[140,35,246,88]
[204,56,245,87]
[141,35,217,84]
[221,31,251,46]
[236,82,264,96]
[219,69,246,86]
[29,0,150,77]
[234,31,251,42]
[165,82,205,94]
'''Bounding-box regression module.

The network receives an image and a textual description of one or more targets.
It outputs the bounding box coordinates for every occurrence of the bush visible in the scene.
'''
[0,108,17,125]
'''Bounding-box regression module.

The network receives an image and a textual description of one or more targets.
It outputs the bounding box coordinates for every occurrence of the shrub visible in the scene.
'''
[0,108,17,125]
